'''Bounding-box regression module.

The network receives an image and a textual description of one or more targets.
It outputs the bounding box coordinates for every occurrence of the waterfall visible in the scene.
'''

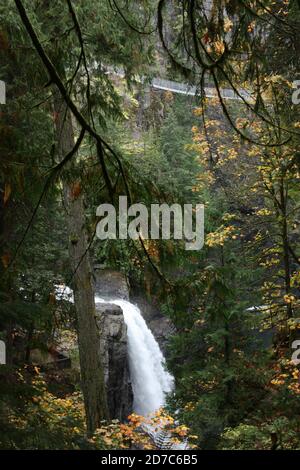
[95,297,174,416]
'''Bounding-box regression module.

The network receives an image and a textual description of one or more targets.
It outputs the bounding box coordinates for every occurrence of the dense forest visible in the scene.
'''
[0,0,300,452]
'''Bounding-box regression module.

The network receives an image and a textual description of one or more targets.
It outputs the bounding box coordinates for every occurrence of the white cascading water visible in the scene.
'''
[95,297,174,416]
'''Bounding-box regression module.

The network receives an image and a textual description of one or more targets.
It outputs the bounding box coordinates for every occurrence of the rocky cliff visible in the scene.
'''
[94,268,129,300]
[95,302,133,421]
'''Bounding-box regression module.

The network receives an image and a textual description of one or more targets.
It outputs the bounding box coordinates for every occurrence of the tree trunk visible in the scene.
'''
[279,178,293,320]
[54,94,109,434]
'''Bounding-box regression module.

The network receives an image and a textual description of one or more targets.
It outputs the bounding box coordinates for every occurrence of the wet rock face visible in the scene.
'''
[94,268,129,300]
[95,303,133,421]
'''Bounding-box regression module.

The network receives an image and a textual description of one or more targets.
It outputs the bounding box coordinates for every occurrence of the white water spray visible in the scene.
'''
[95,297,174,416]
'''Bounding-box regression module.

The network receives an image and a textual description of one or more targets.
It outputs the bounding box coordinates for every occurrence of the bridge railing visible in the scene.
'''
[105,65,252,103]
[152,76,252,102]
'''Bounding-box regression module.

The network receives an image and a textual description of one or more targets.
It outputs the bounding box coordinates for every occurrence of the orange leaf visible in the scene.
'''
[52,111,59,123]
[3,183,11,206]
[202,32,210,44]
[1,253,10,268]
[70,181,81,200]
